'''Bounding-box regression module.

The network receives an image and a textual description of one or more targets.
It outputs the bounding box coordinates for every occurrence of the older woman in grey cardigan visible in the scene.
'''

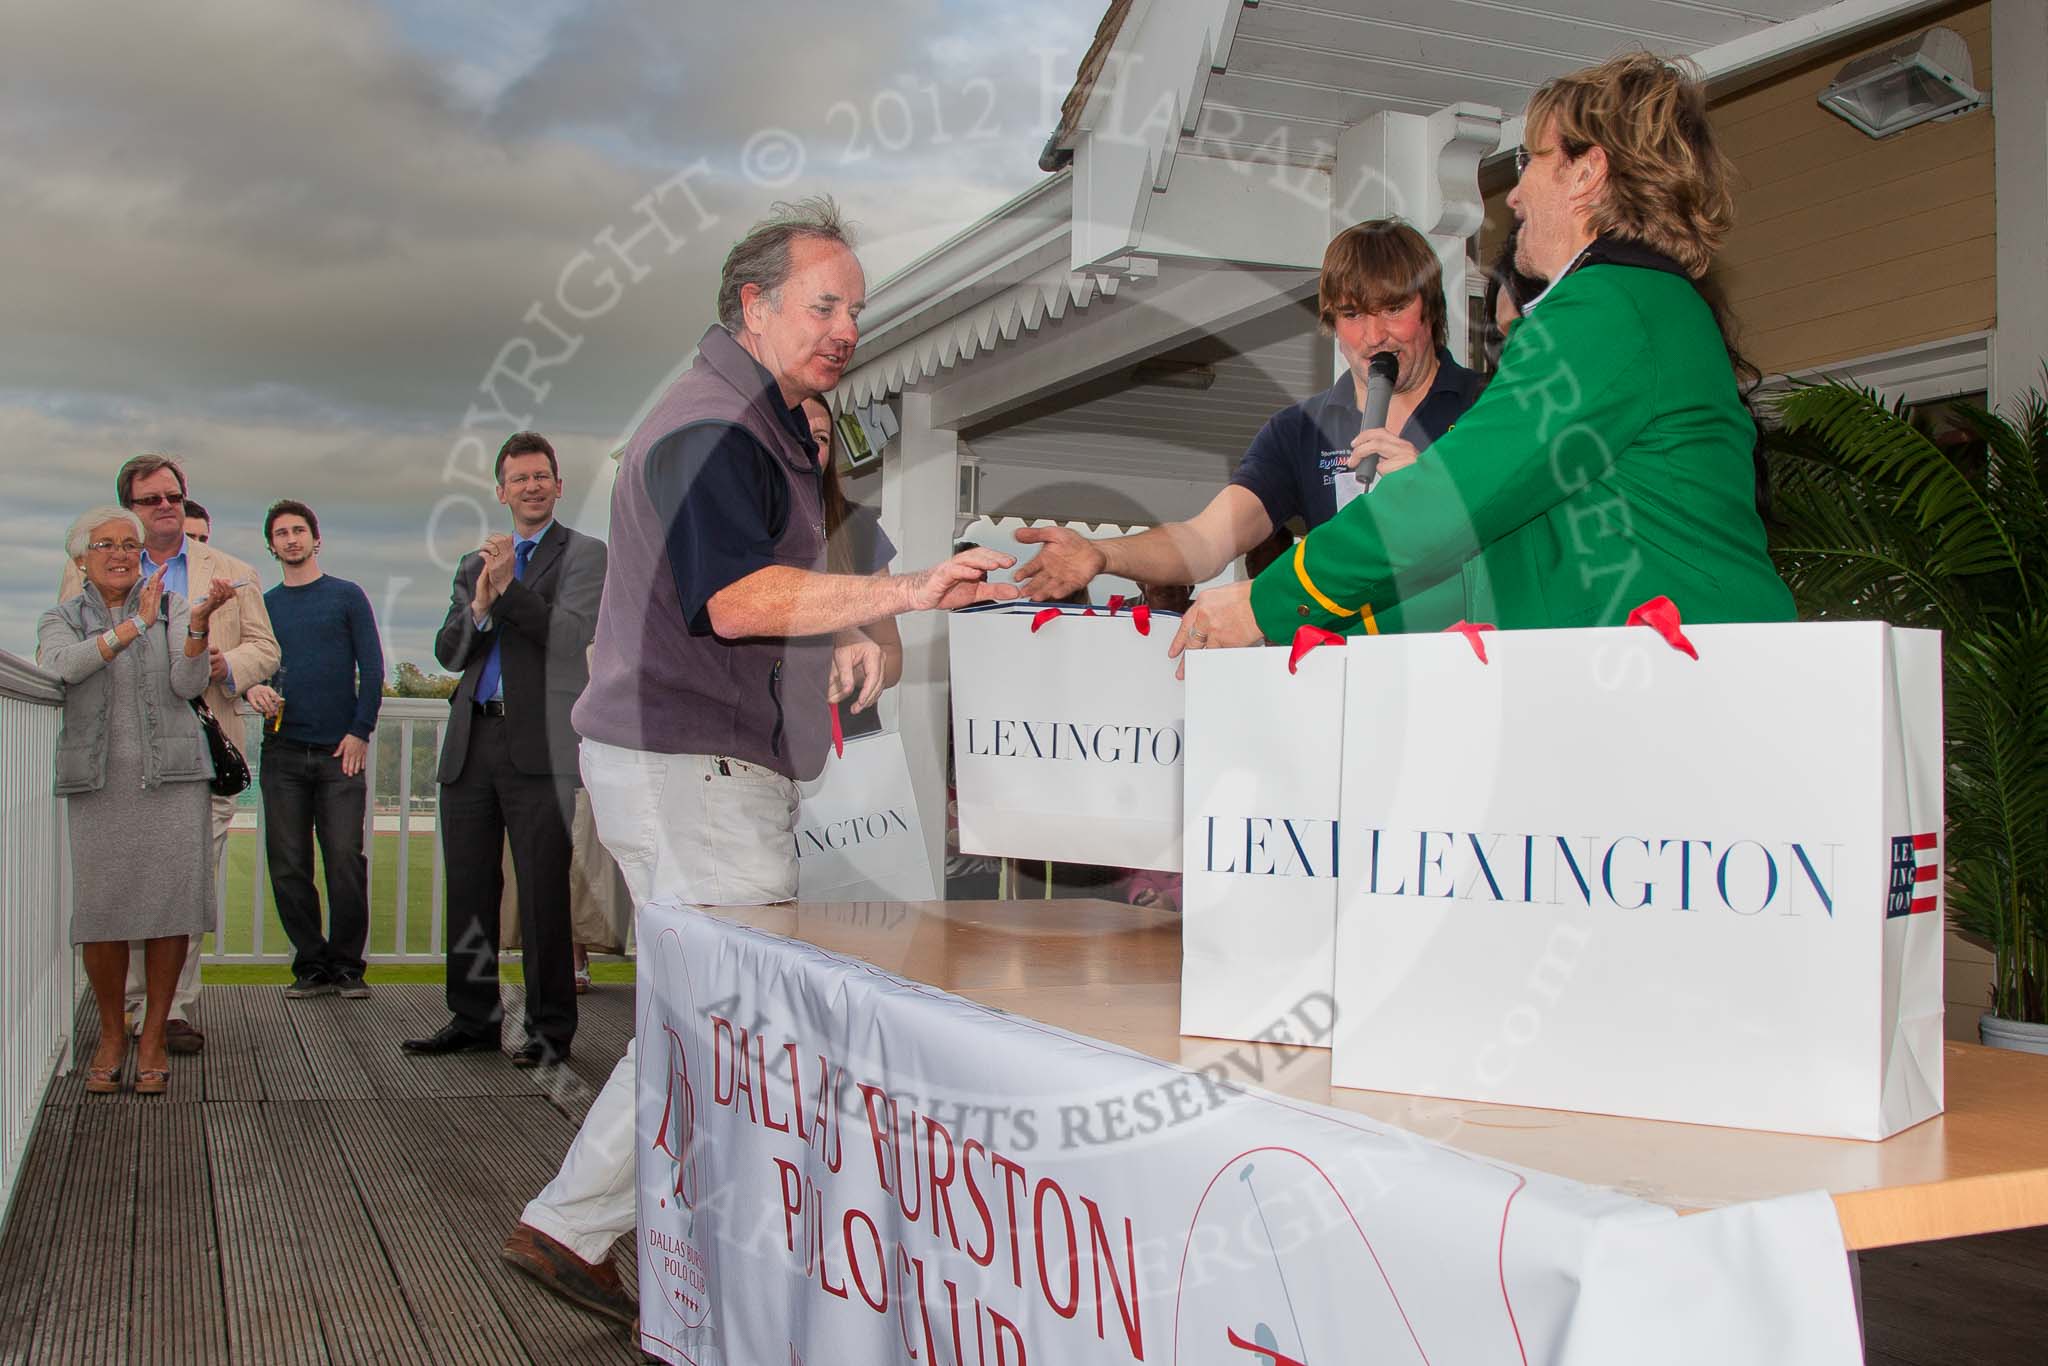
[39,506,235,1096]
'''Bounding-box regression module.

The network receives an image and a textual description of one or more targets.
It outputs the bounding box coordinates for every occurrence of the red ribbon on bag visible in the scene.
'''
[1445,619,1497,664]
[1030,600,1153,635]
[1288,625,1345,674]
[830,702,844,758]
[1626,596,1698,659]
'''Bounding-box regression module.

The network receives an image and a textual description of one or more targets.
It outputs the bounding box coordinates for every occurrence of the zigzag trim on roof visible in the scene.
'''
[838,265,1134,409]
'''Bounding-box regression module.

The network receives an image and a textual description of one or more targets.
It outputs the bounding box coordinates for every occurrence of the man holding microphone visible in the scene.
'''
[1013,219,1483,633]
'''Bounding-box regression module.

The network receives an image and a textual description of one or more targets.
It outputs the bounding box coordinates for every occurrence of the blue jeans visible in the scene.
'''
[259,737,369,980]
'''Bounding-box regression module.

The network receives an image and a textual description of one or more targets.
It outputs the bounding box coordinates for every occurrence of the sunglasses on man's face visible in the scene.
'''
[130,491,186,509]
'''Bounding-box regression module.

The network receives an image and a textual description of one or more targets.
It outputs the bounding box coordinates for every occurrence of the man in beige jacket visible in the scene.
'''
[60,454,279,1050]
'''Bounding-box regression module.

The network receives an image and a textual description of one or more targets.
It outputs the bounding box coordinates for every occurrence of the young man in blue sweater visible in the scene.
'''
[244,499,385,998]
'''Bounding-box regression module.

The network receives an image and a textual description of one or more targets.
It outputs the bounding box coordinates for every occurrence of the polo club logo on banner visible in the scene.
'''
[1173,1146,1437,1366]
[642,927,714,1332]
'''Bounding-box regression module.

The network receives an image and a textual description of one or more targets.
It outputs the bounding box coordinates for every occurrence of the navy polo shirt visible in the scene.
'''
[1228,347,1485,531]
[645,358,895,633]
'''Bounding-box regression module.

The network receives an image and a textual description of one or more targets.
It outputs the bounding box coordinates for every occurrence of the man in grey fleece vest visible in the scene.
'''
[499,197,1019,1325]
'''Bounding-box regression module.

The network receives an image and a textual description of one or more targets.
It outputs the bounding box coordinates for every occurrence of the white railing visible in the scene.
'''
[211,694,454,964]
[0,650,74,1223]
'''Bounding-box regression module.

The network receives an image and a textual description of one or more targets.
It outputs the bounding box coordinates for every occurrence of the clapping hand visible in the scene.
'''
[135,565,168,628]
[190,576,235,627]
[472,534,515,614]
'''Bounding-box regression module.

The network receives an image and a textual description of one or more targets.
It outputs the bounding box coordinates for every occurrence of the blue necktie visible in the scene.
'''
[475,539,534,704]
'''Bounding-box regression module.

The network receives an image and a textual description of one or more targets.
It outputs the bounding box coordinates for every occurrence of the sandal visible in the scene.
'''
[574,966,592,995]
[82,1064,123,1095]
[134,1068,170,1097]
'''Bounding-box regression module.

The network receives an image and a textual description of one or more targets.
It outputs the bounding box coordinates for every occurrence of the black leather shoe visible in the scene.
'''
[510,1039,570,1068]
[400,1022,497,1055]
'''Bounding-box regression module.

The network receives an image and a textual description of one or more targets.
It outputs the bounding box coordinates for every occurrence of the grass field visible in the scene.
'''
[203,828,635,986]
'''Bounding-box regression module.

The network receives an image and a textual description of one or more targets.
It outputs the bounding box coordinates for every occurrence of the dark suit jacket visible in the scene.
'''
[435,521,606,784]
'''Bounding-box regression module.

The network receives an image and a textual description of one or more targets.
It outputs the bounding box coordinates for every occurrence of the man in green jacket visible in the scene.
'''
[1173,53,1793,661]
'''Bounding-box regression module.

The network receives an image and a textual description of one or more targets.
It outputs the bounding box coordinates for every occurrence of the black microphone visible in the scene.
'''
[1354,350,1400,488]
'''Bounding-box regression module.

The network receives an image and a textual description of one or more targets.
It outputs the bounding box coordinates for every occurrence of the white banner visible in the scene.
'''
[949,604,1184,872]
[1180,643,1346,1042]
[795,731,938,902]
[636,901,1861,1366]
[1329,621,1945,1140]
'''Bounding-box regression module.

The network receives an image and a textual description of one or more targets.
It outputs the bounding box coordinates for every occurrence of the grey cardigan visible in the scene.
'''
[37,587,214,796]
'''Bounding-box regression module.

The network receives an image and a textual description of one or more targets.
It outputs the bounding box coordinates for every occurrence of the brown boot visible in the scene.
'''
[501,1223,635,1326]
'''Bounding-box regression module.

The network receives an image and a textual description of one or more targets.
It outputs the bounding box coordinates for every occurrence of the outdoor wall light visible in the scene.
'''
[1818,26,1985,139]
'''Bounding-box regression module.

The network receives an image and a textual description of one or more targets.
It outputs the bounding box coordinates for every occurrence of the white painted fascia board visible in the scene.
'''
[1492,0,1962,160]
[930,262,1314,429]
[854,173,1074,349]
[1068,0,1247,269]
[1135,152,1330,268]
[1757,330,1992,409]
[837,259,1145,411]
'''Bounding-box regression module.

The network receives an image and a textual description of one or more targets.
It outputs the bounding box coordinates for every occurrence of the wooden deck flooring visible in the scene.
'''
[0,983,2041,1364]
[0,983,641,1365]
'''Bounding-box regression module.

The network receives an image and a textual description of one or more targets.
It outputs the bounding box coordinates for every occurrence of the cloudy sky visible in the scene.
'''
[6,0,1101,673]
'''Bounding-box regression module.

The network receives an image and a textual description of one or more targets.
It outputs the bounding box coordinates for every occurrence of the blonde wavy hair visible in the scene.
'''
[1526,52,1733,278]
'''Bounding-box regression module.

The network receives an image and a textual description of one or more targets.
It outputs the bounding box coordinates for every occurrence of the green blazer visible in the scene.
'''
[1250,250,1794,638]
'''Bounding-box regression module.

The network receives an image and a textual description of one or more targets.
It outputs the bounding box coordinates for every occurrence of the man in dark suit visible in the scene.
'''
[403,431,606,1066]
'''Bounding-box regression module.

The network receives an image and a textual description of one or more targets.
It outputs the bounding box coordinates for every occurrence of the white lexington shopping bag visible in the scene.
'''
[1180,636,1346,1042]
[794,729,938,901]
[1329,613,1944,1140]
[949,602,1185,871]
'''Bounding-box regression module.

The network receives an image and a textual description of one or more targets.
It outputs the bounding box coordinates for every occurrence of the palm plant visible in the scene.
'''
[1768,381,2048,1025]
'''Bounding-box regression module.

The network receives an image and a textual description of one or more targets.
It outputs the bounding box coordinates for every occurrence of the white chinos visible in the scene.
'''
[519,739,798,1264]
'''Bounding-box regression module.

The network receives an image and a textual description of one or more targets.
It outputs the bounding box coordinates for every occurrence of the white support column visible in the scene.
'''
[880,391,960,893]
[1992,0,2048,407]
[1331,104,1502,367]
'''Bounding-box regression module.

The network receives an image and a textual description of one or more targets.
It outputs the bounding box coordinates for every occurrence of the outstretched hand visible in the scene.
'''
[908,547,1022,613]
[1011,525,1106,600]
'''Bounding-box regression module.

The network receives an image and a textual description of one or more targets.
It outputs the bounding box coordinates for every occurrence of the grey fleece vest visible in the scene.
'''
[572,325,833,780]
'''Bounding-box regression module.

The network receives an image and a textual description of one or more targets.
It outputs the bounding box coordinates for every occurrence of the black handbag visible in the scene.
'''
[191,695,252,797]
[159,613,251,796]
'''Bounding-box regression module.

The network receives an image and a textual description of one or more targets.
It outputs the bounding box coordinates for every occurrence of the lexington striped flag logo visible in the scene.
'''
[1886,833,1940,918]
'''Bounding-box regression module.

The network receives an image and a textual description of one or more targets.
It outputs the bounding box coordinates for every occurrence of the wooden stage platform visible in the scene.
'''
[0,982,643,1365]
